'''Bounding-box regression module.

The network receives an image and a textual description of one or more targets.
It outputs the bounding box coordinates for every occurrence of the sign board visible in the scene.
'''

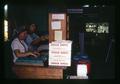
[49,40,72,66]
[49,13,66,42]
[54,31,62,41]
[52,14,65,20]
[51,21,61,30]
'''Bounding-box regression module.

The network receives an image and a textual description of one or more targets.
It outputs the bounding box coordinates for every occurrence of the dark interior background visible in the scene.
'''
[68,6,115,79]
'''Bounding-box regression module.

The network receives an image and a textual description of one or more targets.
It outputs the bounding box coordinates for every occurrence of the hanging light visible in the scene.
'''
[83,5,89,7]
[4,4,8,11]
[94,5,97,7]
[102,5,105,7]
[4,4,8,41]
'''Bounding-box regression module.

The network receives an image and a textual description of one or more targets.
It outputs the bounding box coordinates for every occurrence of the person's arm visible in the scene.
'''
[31,38,41,45]
[14,49,37,57]
[31,35,49,45]
[28,33,41,45]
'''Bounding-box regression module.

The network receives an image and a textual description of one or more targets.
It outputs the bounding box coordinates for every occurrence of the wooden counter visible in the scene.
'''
[12,65,64,79]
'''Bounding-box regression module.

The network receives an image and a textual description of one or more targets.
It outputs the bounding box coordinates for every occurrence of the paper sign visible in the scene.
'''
[52,14,65,20]
[49,40,72,66]
[77,64,87,76]
[51,21,61,30]
[54,31,62,41]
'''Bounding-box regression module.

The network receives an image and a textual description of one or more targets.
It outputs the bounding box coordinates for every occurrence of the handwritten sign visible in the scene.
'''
[49,40,72,66]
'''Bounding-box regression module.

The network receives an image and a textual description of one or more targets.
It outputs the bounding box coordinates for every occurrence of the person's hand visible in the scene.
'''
[40,35,48,41]
[27,52,37,57]
[33,51,40,56]
[44,35,49,40]
[40,36,46,41]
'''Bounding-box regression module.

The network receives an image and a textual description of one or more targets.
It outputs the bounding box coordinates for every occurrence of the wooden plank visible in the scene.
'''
[12,65,63,79]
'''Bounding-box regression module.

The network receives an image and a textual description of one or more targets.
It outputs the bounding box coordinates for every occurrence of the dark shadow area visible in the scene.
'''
[68,6,115,79]
[4,41,18,78]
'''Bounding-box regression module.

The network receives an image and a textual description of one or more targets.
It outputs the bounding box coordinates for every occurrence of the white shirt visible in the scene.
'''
[11,38,28,63]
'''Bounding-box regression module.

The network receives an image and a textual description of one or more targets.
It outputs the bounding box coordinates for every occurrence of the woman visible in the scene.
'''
[11,27,40,63]
[25,23,49,51]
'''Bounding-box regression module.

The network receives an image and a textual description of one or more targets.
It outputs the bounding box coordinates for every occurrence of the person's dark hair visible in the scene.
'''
[10,26,27,41]
[25,23,38,33]
[17,26,27,35]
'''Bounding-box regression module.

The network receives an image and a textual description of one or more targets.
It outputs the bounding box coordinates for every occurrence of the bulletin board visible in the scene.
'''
[49,13,67,42]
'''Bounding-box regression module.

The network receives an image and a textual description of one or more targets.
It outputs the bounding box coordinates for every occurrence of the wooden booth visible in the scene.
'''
[12,13,68,79]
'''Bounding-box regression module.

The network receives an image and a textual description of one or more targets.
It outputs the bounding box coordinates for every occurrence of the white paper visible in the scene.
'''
[49,40,72,66]
[77,64,87,76]
[54,31,62,41]
[52,14,65,20]
[51,21,61,30]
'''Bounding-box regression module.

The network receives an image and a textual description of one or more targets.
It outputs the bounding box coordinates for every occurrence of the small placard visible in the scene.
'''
[54,31,62,41]
[77,64,87,77]
[51,21,61,30]
[52,14,65,20]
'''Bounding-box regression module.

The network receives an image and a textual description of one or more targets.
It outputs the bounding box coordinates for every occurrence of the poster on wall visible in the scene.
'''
[54,31,62,41]
[51,21,61,30]
[52,14,65,20]
[49,40,72,66]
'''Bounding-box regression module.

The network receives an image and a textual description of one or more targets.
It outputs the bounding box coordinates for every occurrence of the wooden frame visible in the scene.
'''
[49,13,67,42]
